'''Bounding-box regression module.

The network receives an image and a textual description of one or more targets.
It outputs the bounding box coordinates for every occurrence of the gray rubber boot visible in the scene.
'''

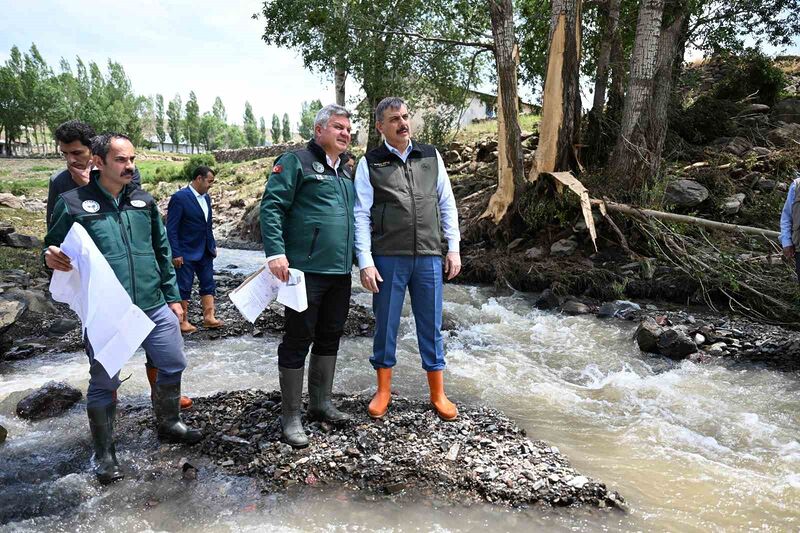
[307,354,351,423]
[87,402,124,485]
[279,366,309,448]
[153,382,203,444]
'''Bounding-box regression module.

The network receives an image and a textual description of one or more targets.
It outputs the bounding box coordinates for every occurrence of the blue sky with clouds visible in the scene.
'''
[1,1,798,127]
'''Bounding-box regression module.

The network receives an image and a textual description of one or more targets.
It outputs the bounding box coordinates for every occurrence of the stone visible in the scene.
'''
[0,424,6,443]
[664,180,709,208]
[561,300,591,315]
[524,246,546,261]
[635,318,663,353]
[0,193,24,209]
[750,146,771,157]
[534,289,559,310]
[719,137,752,157]
[741,103,770,114]
[16,381,83,420]
[507,238,526,251]
[597,300,641,319]
[706,342,727,356]
[656,329,697,360]
[767,123,800,147]
[0,269,30,288]
[444,150,461,165]
[694,333,706,345]
[720,193,746,215]
[771,98,800,124]
[755,178,777,192]
[48,318,79,335]
[550,238,578,256]
[1,232,41,249]
[0,298,27,334]
[567,475,589,489]
[3,288,57,315]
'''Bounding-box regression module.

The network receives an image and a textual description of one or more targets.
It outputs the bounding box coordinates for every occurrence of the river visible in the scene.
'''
[1,248,798,531]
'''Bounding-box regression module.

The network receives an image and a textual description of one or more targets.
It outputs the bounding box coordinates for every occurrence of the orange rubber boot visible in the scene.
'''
[146,366,193,409]
[179,301,197,334]
[367,368,392,419]
[201,295,223,328]
[427,370,458,421]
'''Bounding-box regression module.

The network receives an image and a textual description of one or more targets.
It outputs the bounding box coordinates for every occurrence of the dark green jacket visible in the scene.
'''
[260,140,355,275]
[45,172,181,312]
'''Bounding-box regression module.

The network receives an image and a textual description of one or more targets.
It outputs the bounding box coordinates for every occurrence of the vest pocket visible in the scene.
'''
[308,227,320,259]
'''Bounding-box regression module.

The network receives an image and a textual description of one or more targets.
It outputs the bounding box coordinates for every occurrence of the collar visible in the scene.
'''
[91,169,129,201]
[188,183,204,198]
[307,139,346,170]
[384,140,413,160]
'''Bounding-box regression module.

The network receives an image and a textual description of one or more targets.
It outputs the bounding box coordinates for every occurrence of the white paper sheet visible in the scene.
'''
[50,223,155,378]
[229,266,308,323]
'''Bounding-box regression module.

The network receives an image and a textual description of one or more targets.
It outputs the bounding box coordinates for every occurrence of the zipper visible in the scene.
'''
[340,176,352,271]
[380,203,387,235]
[116,207,137,304]
[405,162,417,255]
[308,227,320,259]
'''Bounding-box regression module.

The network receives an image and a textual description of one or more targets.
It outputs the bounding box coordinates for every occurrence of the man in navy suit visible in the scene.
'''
[166,165,223,334]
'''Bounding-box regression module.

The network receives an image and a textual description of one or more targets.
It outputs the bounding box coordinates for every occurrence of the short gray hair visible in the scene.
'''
[314,104,351,134]
[375,97,407,123]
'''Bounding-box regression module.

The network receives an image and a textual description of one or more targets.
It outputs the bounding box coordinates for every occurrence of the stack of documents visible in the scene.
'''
[228,266,308,323]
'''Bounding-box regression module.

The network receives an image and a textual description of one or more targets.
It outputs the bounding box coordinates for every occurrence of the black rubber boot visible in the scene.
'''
[307,354,351,423]
[279,366,309,448]
[153,382,203,444]
[87,402,124,485]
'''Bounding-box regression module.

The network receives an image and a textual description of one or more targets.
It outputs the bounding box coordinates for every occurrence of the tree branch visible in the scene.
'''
[352,26,495,50]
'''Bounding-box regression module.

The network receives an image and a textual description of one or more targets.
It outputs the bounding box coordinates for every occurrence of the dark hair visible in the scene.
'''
[54,120,95,148]
[91,132,132,162]
[375,97,407,124]
[192,165,214,180]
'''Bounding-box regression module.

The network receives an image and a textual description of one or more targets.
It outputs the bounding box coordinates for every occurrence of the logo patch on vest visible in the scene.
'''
[370,161,391,168]
[272,164,283,174]
[421,163,431,170]
[82,200,100,213]
[312,161,325,173]
[130,200,146,208]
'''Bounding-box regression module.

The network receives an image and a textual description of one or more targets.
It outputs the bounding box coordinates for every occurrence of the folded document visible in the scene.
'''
[229,266,308,323]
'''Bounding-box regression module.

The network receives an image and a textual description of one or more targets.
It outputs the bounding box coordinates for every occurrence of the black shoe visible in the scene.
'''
[153,382,203,444]
[279,366,309,448]
[87,402,124,485]
[307,354,351,423]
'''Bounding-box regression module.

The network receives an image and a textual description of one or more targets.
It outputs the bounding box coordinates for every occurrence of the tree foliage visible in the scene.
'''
[243,101,260,146]
[298,99,323,140]
[282,113,291,142]
[271,113,281,144]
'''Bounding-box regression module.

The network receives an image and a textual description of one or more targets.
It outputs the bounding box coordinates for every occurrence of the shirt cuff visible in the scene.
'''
[357,252,375,270]
[447,239,460,253]
[781,237,794,248]
[265,254,286,263]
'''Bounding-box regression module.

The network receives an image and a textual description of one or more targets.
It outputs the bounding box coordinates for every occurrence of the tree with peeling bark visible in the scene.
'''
[530,0,584,182]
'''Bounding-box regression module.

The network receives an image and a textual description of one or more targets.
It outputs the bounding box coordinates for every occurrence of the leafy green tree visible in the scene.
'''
[259,116,267,145]
[155,94,166,150]
[243,101,260,146]
[212,96,227,123]
[184,91,200,153]
[0,47,25,155]
[281,113,291,142]
[226,124,246,149]
[199,112,225,151]
[271,113,281,144]
[298,99,322,140]
[166,94,183,151]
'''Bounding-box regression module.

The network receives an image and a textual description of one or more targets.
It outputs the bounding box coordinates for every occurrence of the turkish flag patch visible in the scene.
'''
[272,164,283,174]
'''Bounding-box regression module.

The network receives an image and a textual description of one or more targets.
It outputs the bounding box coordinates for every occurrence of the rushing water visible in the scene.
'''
[1,248,799,532]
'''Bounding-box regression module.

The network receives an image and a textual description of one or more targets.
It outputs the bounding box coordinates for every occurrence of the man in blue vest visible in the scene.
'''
[166,166,223,335]
[354,97,462,421]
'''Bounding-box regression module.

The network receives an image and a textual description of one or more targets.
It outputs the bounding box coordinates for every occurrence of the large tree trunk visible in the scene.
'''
[608,0,665,186]
[586,0,621,165]
[480,0,525,225]
[334,63,347,106]
[530,0,583,181]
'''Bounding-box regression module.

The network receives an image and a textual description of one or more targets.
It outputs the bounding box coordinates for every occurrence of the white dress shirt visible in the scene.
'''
[189,184,209,221]
[353,140,460,270]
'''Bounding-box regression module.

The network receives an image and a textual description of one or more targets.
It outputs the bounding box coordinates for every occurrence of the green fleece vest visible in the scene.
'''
[365,141,442,256]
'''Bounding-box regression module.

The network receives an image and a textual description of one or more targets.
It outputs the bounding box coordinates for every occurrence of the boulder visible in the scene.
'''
[16,381,83,420]
[749,146,771,157]
[0,424,6,443]
[0,298,27,334]
[3,288,57,315]
[656,329,697,360]
[534,289,559,310]
[236,202,262,243]
[767,123,800,147]
[444,150,461,165]
[48,318,80,335]
[771,98,800,124]
[524,246,546,261]
[0,193,24,209]
[740,103,770,114]
[635,318,663,353]
[717,137,752,157]
[720,193,746,215]
[0,269,30,289]
[1,232,41,249]
[507,238,526,251]
[755,178,777,192]
[664,180,709,207]
[550,237,578,257]
[597,300,641,319]
[561,300,591,315]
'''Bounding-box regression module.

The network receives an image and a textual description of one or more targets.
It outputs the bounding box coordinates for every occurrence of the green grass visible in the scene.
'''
[136,160,184,184]
[0,246,44,274]
[457,113,541,143]
[0,178,50,196]
[29,165,57,172]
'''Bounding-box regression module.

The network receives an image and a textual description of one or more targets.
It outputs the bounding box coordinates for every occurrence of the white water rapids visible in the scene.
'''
[0,248,798,531]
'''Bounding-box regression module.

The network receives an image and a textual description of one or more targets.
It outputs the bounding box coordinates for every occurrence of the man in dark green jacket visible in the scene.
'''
[45,133,202,485]
[260,104,354,448]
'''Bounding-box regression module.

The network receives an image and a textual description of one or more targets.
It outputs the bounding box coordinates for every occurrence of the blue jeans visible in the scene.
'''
[85,304,186,407]
[370,255,445,371]
[176,252,216,301]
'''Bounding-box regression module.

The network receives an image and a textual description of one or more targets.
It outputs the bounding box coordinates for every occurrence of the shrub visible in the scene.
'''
[671,96,740,144]
[181,153,217,182]
[713,49,785,106]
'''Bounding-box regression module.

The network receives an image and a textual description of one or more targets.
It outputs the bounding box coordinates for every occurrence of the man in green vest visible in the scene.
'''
[260,104,355,448]
[354,97,462,421]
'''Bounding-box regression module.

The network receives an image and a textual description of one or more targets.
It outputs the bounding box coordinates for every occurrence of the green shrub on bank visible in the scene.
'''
[713,49,785,106]
[671,96,740,145]
[181,153,217,182]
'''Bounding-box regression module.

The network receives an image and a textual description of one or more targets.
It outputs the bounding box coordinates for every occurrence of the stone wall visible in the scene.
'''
[212,143,304,163]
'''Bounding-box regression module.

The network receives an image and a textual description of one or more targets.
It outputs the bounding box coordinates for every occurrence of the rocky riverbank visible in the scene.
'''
[119,389,624,510]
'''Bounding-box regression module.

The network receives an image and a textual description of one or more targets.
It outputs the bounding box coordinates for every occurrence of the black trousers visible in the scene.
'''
[277,273,352,369]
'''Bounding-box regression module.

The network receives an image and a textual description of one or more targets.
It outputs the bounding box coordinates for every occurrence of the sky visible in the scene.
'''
[1,1,798,129]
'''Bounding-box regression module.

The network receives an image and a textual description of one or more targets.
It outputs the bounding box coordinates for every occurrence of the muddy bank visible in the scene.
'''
[119,389,624,511]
